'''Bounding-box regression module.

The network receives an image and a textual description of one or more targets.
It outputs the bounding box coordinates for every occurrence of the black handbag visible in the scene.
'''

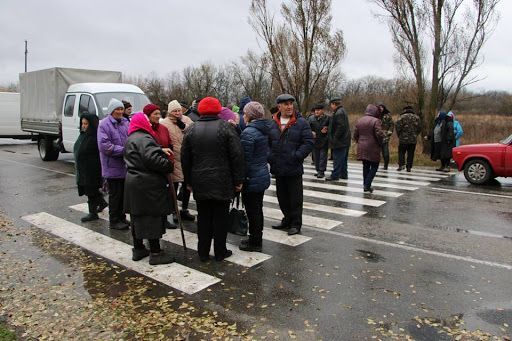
[228,194,248,236]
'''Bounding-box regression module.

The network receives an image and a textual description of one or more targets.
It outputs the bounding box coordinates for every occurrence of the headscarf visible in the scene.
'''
[128,112,159,141]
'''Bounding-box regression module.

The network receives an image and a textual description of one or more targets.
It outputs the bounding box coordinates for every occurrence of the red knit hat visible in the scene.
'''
[198,97,222,115]
[143,103,160,116]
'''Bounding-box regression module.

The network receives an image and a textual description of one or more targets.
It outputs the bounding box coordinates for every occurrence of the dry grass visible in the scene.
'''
[347,112,512,167]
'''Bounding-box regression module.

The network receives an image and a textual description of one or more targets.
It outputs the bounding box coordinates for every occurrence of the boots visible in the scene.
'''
[81,201,99,222]
[239,238,262,252]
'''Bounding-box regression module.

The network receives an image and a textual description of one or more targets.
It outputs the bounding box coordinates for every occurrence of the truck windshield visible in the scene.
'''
[94,92,150,119]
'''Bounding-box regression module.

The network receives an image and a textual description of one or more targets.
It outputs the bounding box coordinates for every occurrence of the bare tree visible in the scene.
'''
[249,0,346,111]
[370,0,500,151]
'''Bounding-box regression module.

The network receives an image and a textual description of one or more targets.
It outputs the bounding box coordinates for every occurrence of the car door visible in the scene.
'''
[61,94,78,152]
[62,93,98,152]
[505,141,512,176]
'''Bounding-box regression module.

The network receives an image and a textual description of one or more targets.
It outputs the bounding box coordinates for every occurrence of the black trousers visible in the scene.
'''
[381,142,390,168]
[398,143,416,169]
[275,175,303,229]
[107,178,125,223]
[174,182,190,210]
[242,191,264,245]
[313,147,328,173]
[196,199,230,258]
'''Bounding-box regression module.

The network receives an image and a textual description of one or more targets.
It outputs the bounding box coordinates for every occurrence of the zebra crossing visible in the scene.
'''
[22,162,451,295]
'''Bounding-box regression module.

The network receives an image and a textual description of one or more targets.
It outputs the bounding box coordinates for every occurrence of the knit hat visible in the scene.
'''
[167,100,181,112]
[218,107,237,121]
[365,104,379,117]
[122,100,132,109]
[244,101,265,120]
[198,97,222,115]
[143,103,160,116]
[107,98,124,115]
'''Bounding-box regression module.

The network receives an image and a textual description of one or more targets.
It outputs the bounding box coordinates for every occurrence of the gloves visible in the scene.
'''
[176,119,186,130]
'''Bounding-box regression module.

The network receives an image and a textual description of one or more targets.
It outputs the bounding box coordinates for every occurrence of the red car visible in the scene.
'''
[452,134,512,184]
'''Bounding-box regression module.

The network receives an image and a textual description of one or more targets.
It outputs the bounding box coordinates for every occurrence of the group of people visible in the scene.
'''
[73,93,463,265]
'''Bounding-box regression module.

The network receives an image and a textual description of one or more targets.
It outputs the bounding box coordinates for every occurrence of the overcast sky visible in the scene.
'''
[1,0,511,92]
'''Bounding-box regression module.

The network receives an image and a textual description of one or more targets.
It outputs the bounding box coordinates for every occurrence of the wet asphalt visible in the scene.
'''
[0,139,511,340]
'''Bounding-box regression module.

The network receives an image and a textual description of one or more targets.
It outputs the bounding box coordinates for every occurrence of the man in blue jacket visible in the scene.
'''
[269,94,314,235]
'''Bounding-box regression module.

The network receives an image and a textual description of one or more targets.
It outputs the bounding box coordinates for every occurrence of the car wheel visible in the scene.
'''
[463,159,492,185]
[38,136,60,161]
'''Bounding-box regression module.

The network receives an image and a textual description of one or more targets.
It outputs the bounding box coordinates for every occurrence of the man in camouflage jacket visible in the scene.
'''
[395,106,421,172]
[377,103,394,170]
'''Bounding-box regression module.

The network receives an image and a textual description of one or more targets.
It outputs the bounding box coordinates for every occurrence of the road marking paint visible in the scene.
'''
[430,187,512,199]
[22,212,221,294]
[301,225,512,271]
[0,158,74,177]
[304,168,430,186]
[162,230,272,267]
[304,163,449,179]
[268,185,386,207]
[297,180,402,198]
[302,174,419,191]
[345,166,443,181]
[320,161,450,176]
[263,195,366,217]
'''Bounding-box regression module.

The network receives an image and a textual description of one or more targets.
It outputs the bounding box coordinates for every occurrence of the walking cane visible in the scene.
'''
[168,174,187,250]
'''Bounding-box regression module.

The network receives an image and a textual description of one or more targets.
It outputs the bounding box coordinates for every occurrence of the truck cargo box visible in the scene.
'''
[20,67,122,134]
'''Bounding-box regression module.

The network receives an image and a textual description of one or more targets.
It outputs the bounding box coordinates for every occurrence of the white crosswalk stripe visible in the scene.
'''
[22,212,221,295]
[302,174,419,191]
[263,195,366,217]
[318,161,451,176]
[296,179,402,198]
[303,168,430,186]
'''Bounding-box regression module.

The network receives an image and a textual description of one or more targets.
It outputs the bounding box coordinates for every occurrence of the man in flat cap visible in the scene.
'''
[309,103,330,178]
[326,97,351,181]
[268,94,314,235]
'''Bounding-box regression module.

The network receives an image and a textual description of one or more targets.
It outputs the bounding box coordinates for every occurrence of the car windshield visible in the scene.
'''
[500,134,512,145]
[94,92,150,119]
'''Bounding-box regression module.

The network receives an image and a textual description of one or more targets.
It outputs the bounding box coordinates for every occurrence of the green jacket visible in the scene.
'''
[396,109,421,144]
[381,112,394,144]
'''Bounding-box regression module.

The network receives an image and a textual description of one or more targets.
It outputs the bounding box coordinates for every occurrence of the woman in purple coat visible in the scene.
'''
[353,104,385,193]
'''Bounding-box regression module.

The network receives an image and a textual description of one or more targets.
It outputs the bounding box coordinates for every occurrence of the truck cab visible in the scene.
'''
[60,83,149,152]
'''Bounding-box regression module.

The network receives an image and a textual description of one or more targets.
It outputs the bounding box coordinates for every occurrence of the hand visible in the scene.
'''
[321,127,328,134]
[187,185,193,192]
[228,119,237,126]
[312,131,317,138]
[234,184,243,192]
[162,148,173,157]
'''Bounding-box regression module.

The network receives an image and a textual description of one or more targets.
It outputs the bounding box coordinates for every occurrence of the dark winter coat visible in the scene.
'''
[185,108,200,122]
[328,106,351,149]
[396,109,421,144]
[123,130,174,217]
[74,114,102,196]
[309,114,330,149]
[240,119,272,193]
[268,113,314,177]
[353,110,385,163]
[181,116,245,201]
[430,118,455,160]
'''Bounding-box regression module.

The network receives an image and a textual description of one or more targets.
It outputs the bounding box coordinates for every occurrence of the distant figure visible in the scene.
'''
[309,103,330,178]
[74,114,108,222]
[269,94,314,236]
[97,99,130,230]
[429,112,455,172]
[181,97,245,262]
[122,100,132,121]
[184,98,201,122]
[395,106,421,172]
[447,111,463,146]
[239,101,272,252]
[238,96,252,131]
[124,112,174,265]
[161,100,195,222]
[377,103,394,170]
[326,97,351,181]
[353,105,385,193]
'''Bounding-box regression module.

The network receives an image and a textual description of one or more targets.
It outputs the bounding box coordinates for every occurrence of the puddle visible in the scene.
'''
[355,249,386,263]
[429,224,512,241]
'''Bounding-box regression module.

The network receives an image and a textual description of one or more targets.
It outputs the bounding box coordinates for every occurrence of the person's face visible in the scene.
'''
[149,110,161,124]
[111,107,124,119]
[125,107,133,116]
[170,108,183,119]
[243,113,250,125]
[278,100,294,118]
[378,105,384,113]
[329,103,336,111]
[314,108,324,117]
[81,118,89,132]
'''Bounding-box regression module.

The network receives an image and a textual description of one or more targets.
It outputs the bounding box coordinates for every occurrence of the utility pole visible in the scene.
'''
[24,40,28,72]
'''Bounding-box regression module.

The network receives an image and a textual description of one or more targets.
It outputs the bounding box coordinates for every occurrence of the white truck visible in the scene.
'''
[0,92,33,139]
[20,67,149,161]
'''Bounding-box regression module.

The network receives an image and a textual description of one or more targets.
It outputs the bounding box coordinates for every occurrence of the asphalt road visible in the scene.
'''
[0,139,511,340]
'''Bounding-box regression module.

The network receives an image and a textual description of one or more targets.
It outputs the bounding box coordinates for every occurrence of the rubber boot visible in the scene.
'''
[81,201,99,222]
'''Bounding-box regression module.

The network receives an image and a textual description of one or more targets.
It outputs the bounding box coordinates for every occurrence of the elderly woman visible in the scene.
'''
[181,97,244,262]
[74,114,108,222]
[124,111,174,265]
[161,100,195,222]
[238,102,271,252]
[353,104,385,193]
[430,112,455,172]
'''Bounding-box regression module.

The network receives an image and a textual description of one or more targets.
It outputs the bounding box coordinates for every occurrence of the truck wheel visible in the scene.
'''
[463,159,492,185]
[38,136,60,161]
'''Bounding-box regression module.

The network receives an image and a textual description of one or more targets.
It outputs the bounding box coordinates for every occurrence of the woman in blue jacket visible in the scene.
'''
[239,101,272,252]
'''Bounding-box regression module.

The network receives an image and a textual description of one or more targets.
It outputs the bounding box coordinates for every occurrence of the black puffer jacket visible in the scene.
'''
[123,131,173,216]
[181,116,245,201]
[73,114,102,195]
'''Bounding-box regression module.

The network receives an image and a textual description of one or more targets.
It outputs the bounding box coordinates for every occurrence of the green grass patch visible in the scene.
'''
[0,322,16,341]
